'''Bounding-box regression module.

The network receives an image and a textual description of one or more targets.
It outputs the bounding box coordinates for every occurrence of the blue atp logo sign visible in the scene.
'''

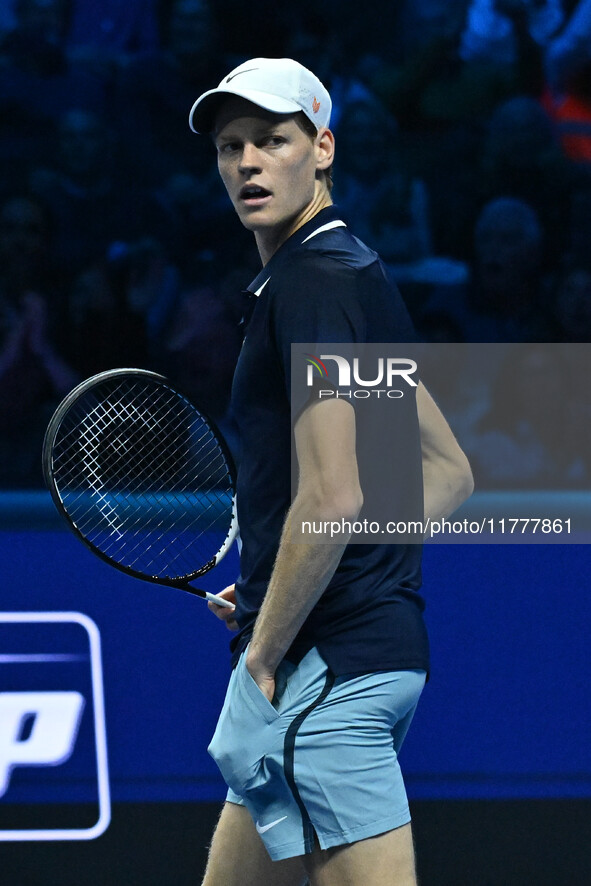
[0,613,110,840]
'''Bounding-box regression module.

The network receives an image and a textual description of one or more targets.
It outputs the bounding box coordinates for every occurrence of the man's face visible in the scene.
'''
[213,98,320,236]
[475,222,539,296]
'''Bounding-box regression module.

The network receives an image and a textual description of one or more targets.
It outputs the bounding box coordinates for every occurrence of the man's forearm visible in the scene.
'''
[247,501,349,676]
[246,398,362,688]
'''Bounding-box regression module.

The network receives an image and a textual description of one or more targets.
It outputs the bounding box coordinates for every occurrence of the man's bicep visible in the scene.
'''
[416,382,463,461]
[293,399,362,508]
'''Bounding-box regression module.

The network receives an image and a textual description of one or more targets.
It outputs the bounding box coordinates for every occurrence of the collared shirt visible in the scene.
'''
[229,205,429,675]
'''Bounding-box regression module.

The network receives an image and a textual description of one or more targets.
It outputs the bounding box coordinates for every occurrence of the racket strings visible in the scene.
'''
[50,377,235,580]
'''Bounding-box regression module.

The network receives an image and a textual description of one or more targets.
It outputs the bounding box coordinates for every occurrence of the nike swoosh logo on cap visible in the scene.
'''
[255,815,287,835]
[226,67,260,83]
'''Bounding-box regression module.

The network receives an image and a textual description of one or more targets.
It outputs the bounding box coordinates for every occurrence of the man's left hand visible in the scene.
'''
[245,651,276,703]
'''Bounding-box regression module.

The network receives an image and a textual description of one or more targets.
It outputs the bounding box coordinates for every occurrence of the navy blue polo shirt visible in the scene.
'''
[229,205,429,676]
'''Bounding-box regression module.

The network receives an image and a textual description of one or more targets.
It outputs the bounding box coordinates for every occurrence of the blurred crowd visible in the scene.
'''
[0,0,590,489]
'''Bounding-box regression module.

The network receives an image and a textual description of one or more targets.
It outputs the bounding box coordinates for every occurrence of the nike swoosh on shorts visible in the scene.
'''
[255,815,287,835]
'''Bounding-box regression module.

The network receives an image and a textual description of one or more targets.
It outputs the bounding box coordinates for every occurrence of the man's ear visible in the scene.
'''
[315,128,335,171]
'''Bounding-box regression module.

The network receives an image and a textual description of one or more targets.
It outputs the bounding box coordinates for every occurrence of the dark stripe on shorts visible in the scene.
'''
[283,670,335,854]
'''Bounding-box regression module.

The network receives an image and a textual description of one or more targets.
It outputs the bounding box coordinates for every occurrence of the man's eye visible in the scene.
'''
[265,136,285,146]
[219,142,238,154]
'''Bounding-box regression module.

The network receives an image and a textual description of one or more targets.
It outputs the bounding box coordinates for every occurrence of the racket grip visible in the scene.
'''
[204,591,235,610]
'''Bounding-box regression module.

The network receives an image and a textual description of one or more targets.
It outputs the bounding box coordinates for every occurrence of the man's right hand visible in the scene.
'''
[207,584,238,631]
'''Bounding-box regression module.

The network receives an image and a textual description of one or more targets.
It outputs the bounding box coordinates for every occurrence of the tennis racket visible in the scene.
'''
[42,368,237,609]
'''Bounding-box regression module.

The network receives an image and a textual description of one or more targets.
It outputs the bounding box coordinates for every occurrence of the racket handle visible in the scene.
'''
[204,591,235,610]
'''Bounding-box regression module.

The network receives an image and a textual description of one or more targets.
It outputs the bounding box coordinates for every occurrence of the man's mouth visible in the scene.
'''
[239,184,272,205]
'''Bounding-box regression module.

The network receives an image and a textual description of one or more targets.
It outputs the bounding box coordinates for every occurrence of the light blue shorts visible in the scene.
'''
[208,646,426,861]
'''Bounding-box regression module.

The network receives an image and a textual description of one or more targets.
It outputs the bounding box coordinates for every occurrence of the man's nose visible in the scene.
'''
[238,143,262,174]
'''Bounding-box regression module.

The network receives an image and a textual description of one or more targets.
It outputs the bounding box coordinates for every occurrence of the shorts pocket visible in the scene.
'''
[208,652,280,792]
[239,658,281,724]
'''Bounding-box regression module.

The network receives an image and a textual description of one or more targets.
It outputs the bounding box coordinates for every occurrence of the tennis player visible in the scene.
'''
[189,58,473,886]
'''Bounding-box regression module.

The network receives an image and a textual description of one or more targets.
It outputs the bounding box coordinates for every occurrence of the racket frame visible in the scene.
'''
[42,368,237,608]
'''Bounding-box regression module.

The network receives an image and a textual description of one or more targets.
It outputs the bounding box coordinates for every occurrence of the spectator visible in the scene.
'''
[148,170,243,273]
[163,277,244,435]
[114,0,226,183]
[334,97,433,265]
[543,0,591,164]
[8,0,69,45]
[67,237,180,377]
[369,0,542,130]
[0,0,107,184]
[0,194,62,309]
[283,9,374,130]
[478,95,587,265]
[365,2,549,257]
[397,0,471,59]
[470,197,552,335]
[545,0,591,91]
[29,108,156,277]
[460,0,563,66]
[425,197,554,340]
[0,194,77,487]
[552,263,591,341]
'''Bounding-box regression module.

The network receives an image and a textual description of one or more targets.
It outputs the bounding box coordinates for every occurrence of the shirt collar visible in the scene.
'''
[246,205,346,297]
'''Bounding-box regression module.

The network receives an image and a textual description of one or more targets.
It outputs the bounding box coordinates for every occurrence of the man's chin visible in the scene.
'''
[238,211,277,232]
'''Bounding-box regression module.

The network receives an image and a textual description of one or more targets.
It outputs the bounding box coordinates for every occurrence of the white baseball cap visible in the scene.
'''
[188,57,332,134]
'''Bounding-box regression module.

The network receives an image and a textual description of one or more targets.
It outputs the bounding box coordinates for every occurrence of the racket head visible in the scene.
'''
[43,368,238,589]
